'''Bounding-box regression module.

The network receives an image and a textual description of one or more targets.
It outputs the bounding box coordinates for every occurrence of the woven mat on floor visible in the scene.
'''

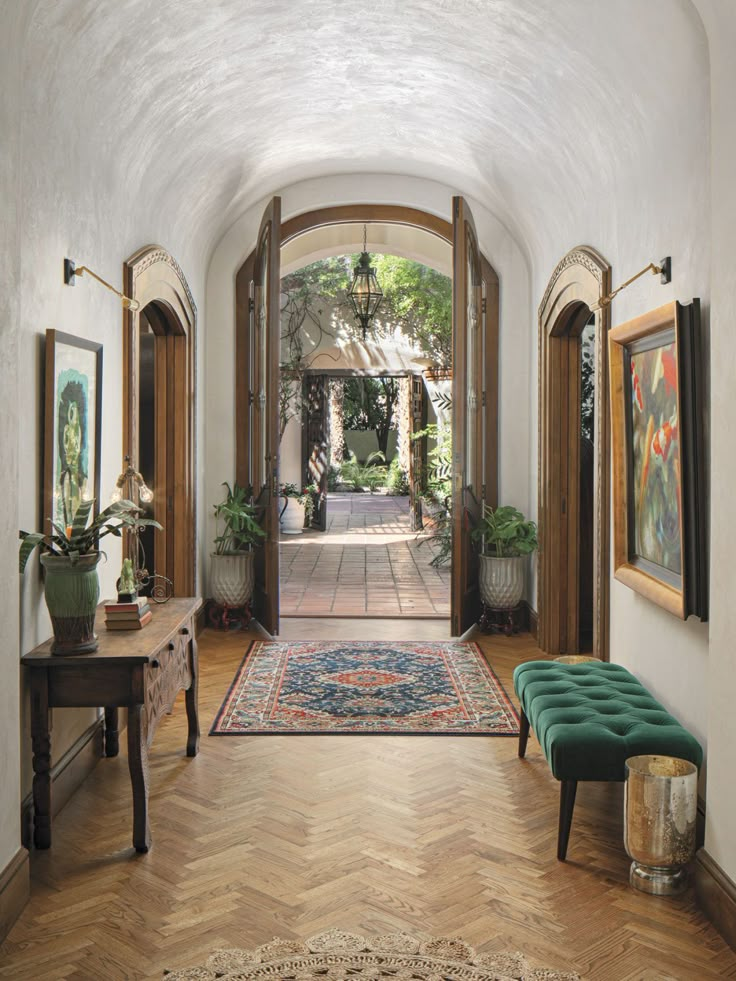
[163,929,580,980]
[210,640,519,735]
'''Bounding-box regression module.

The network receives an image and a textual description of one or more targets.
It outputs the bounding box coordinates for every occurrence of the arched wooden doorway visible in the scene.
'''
[235,203,499,635]
[538,247,611,659]
[123,246,197,596]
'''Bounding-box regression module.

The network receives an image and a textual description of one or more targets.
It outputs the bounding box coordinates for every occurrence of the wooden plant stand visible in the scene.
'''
[478,602,523,636]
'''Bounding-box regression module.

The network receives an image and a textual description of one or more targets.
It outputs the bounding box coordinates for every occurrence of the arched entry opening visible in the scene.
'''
[123,246,197,596]
[538,247,611,659]
[235,203,499,636]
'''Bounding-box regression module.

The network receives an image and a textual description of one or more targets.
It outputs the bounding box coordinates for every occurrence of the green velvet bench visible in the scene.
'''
[512,661,703,861]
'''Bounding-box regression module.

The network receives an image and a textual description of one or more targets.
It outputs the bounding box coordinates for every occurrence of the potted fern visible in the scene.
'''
[19,498,161,655]
[471,505,538,609]
[211,483,265,606]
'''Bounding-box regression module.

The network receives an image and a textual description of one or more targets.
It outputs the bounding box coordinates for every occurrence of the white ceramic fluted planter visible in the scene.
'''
[210,551,255,607]
[281,498,306,534]
[479,554,526,609]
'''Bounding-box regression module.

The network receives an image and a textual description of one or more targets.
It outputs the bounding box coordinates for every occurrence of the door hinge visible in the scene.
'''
[248,298,255,312]
[481,391,486,408]
[561,496,567,515]
[482,296,487,314]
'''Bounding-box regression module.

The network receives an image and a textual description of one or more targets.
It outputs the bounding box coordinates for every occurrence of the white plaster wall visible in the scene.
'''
[523,4,711,751]
[205,174,532,596]
[12,3,207,803]
[693,0,736,884]
[0,1,32,873]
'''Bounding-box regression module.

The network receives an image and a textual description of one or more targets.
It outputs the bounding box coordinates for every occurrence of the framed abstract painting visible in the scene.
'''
[608,300,706,620]
[44,330,103,536]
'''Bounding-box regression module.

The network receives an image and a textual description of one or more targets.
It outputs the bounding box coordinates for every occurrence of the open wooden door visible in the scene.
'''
[303,374,329,531]
[451,196,484,635]
[251,197,281,634]
[408,373,427,531]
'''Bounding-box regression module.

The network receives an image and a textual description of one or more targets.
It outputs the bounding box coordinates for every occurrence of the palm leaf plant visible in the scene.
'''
[213,482,265,554]
[210,483,264,610]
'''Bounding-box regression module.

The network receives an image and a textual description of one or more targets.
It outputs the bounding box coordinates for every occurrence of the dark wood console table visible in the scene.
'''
[22,597,202,853]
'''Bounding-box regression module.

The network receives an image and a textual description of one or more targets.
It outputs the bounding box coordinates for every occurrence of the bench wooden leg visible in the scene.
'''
[518,709,530,758]
[558,780,578,861]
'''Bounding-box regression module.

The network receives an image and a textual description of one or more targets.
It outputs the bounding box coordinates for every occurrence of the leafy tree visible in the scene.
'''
[343,376,400,457]
[370,255,452,366]
[280,254,452,366]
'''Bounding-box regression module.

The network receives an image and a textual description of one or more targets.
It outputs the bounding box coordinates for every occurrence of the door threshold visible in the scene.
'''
[280,612,449,621]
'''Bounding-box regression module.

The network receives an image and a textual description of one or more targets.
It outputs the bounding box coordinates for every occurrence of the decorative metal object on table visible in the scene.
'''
[624,754,698,895]
[111,456,172,603]
[554,655,601,664]
[204,598,253,631]
[478,602,523,636]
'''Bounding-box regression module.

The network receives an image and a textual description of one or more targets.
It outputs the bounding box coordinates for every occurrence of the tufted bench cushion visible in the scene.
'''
[512,660,703,859]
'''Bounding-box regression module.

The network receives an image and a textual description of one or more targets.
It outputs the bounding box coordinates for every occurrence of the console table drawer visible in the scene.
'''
[48,664,142,707]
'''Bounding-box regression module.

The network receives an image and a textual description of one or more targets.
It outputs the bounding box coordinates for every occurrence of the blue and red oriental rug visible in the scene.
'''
[210,640,519,735]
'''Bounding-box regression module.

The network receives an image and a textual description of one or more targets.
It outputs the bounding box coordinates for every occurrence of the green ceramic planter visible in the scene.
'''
[40,552,102,655]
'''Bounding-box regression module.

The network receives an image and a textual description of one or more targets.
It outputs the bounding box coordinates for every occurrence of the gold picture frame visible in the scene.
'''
[608,300,706,620]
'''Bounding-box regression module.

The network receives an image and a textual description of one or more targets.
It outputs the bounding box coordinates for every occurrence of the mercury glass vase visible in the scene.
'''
[624,755,698,896]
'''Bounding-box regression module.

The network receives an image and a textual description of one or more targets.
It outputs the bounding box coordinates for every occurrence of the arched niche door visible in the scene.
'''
[538,246,611,659]
[123,246,197,597]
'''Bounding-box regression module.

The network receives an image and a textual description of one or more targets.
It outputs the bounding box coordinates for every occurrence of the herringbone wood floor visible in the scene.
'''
[2,622,735,980]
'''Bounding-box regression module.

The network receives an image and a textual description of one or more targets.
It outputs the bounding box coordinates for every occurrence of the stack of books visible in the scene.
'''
[104,597,153,630]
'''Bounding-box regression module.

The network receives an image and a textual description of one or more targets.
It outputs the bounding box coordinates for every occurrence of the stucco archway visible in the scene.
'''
[123,246,197,595]
[537,246,611,659]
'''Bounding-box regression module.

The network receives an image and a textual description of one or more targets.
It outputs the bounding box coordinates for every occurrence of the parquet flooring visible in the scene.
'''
[2,621,735,980]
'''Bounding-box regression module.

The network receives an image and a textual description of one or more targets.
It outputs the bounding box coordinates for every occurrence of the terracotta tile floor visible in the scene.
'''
[280,493,450,618]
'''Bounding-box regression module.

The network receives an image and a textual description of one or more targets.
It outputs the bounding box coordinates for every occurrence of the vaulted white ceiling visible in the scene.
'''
[22,0,708,265]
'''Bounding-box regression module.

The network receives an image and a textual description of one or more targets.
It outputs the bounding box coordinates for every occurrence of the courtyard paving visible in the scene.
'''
[279,493,450,618]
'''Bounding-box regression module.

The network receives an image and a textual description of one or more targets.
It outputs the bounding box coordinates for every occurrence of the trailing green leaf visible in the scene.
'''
[213,482,265,554]
[470,504,538,558]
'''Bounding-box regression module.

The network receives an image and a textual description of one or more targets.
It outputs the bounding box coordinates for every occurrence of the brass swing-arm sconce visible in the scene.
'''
[64,258,140,312]
[590,256,671,313]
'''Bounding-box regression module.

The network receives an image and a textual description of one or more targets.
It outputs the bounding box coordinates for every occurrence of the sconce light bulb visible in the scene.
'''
[110,486,123,504]
[139,483,154,504]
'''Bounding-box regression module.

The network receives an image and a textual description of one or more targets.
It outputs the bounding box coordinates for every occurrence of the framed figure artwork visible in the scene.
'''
[44,330,103,537]
[608,300,706,620]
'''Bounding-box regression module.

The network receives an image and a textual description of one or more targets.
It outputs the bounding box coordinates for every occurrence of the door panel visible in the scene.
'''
[251,197,281,634]
[303,374,329,531]
[409,373,426,532]
[451,196,483,635]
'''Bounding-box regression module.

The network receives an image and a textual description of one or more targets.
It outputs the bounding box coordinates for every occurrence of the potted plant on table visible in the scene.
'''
[19,498,162,655]
[211,482,265,607]
[471,504,538,609]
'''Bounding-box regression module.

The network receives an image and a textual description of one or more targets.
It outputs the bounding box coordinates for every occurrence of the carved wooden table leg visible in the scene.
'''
[185,633,200,757]
[104,706,119,757]
[30,671,52,849]
[127,703,151,853]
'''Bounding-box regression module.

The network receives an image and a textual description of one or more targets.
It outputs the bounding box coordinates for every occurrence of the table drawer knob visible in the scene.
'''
[168,642,175,651]
[180,627,190,637]
[151,658,160,668]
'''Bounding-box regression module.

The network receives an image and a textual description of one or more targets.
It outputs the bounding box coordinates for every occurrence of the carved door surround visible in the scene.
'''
[538,246,611,659]
[123,246,197,596]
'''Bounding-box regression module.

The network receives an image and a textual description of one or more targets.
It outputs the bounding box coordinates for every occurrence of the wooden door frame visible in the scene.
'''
[236,203,499,536]
[123,246,197,596]
[538,246,611,659]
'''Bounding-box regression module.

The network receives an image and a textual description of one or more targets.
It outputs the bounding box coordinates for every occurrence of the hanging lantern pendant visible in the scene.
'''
[348,225,383,340]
